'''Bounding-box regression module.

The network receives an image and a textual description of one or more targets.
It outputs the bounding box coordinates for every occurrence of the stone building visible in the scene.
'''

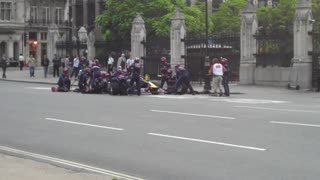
[0,0,70,64]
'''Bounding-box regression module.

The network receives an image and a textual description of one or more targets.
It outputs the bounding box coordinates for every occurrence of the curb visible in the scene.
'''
[0,146,143,180]
[0,79,79,87]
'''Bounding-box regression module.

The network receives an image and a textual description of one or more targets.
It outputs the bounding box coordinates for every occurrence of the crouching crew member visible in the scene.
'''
[52,68,71,92]
[175,64,195,95]
[78,68,90,93]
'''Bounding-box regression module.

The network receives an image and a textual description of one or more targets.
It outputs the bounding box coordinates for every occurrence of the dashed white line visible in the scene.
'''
[270,121,320,128]
[45,118,124,131]
[236,106,320,113]
[0,146,144,180]
[148,133,266,151]
[150,110,235,120]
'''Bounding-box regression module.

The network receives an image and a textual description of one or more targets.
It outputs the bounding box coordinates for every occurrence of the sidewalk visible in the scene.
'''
[0,153,115,180]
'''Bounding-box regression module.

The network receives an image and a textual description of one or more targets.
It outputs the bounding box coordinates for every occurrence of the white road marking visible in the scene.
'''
[26,87,52,90]
[270,121,320,128]
[150,110,235,120]
[209,98,290,104]
[236,106,320,113]
[148,133,266,151]
[45,118,124,131]
[0,146,144,180]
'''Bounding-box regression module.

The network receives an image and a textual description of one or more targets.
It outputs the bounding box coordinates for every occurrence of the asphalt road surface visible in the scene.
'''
[1,81,320,180]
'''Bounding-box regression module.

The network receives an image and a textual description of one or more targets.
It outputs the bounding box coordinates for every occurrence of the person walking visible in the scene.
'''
[221,58,230,96]
[209,58,223,96]
[52,54,61,77]
[27,54,36,77]
[70,55,80,80]
[41,54,50,78]
[1,54,8,78]
[18,53,25,71]
[117,53,126,70]
[107,54,114,73]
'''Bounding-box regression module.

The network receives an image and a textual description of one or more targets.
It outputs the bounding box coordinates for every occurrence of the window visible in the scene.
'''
[41,7,50,24]
[30,6,38,24]
[41,32,47,41]
[0,2,12,21]
[55,7,62,25]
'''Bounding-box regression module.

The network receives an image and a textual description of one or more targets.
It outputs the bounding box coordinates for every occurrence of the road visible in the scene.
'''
[0,81,320,180]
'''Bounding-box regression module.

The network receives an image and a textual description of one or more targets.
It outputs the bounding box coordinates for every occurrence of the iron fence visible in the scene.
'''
[308,32,320,91]
[254,31,293,67]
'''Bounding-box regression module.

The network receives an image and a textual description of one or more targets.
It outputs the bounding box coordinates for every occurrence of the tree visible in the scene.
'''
[312,0,320,31]
[210,0,247,34]
[257,0,297,35]
[96,0,206,40]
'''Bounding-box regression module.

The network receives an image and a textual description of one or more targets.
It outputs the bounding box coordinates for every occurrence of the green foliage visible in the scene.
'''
[211,0,247,34]
[257,0,297,34]
[312,0,320,31]
[96,0,205,40]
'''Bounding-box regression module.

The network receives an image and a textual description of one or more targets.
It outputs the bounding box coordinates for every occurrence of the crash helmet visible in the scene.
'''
[134,57,140,63]
[84,67,91,73]
[160,57,167,64]
[117,66,122,71]
[221,58,228,65]
[101,71,107,78]
[167,69,173,77]
[213,58,220,64]
[63,68,68,74]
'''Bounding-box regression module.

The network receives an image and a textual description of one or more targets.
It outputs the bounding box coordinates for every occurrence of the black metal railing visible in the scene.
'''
[308,31,320,91]
[254,31,293,67]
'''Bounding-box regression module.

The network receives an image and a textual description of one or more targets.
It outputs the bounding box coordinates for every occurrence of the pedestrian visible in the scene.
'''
[52,54,61,77]
[221,58,230,96]
[1,54,8,78]
[27,54,36,77]
[117,53,126,70]
[70,55,80,80]
[126,56,134,72]
[129,58,141,96]
[174,64,195,95]
[159,57,171,89]
[209,58,223,96]
[107,54,114,73]
[18,53,24,71]
[41,54,50,78]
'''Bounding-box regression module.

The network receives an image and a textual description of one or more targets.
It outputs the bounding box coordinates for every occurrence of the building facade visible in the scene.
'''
[0,0,69,64]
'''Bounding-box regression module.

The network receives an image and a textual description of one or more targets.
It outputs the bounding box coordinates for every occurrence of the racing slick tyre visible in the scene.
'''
[109,82,120,95]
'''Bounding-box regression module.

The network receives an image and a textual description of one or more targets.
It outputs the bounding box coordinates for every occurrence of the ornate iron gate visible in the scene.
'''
[142,38,170,79]
[308,32,320,91]
[184,34,240,82]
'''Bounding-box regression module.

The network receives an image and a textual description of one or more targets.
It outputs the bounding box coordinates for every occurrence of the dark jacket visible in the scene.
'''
[42,58,50,67]
[53,56,61,66]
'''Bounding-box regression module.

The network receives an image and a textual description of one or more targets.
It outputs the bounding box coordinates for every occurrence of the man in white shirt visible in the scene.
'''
[107,54,114,73]
[70,56,80,79]
[126,57,134,72]
[18,53,24,71]
[209,58,223,96]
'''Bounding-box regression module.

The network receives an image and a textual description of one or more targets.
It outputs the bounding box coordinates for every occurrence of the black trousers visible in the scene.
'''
[2,66,6,78]
[53,65,60,77]
[130,74,141,95]
[223,74,230,96]
[70,67,79,78]
[19,61,24,70]
[160,75,169,88]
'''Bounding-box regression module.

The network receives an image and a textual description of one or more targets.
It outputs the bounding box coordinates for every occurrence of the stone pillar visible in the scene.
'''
[239,1,258,85]
[87,31,96,60]
[170,9,186,67]
[95,0,103,40]
[72,0,77,36]
[36,32,41,66]
[290,0,313,90]
[207,0,213,15]
[83,0,88,28]
[131,14,146,74]
[7,38,14,60]
[47,25,59,73]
